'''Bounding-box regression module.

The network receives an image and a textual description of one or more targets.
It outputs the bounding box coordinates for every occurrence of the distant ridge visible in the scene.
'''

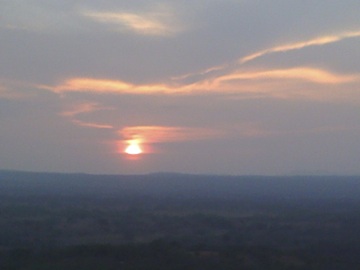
[0,169,354,177]
[1,170,360,202]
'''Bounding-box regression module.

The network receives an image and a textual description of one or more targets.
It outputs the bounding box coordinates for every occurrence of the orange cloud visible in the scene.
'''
[0,85,15,99]
[173,29,360,85]
[61,102,112,117]
[215,67,356,85]
[60,102,114,129]
[0,81,39,99]
[120,125,223,143]
[43,62,360,103]
[82,6,181,36]
[46,78,174,95]
[240,30,360,64]
[180,67,359,102]
[71,119,113,129]
[43,66,359,102]
[117,125,224,155]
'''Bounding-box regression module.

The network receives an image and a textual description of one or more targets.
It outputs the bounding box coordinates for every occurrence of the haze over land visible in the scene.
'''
[2,171,360,269]
[1,1,360,175]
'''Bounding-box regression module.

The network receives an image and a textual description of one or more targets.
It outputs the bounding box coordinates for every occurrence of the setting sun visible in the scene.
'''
[125,141,143,155]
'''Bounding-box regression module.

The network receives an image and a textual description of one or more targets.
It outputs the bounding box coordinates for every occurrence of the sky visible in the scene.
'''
[1,0,360,175]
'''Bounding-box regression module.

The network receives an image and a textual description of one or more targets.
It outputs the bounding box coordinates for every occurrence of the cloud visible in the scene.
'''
[40,25,360,101]
[61,102,112,117]
[0,85,16,99]
[0,81,39,99]
[215,67,357,85]
[175,29,360,84]
[174,68,358,101]
[44,64,359,102]
[71,119,113,129]
[117,125,224,155]
[120,126,223,143]
[60,102,114,129]
[44,78,174,95]
[240,30,360,64]
[82,5,182,36]
[211,69,360,102]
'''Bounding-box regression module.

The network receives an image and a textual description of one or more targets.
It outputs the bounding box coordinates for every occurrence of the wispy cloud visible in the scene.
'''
[82,5,182,36]
[215,67,357,85]
[44,65,359,101]
[0,81,39,99]
[71,119,113,129]
[2,24,33,31]
[60,102,114,129]
[117,125,224,155]
[44,78,174,95]
[0,85,17,99]
[61,102,112,117]
[120,126,223,143]
[207,67,360,101]
[175,29,360,84]
[41,27,360,101]
[240,30,360,64]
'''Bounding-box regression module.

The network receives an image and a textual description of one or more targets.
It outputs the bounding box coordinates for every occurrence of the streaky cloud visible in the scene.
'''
[60,102,112,117]
[71,119,114,129]
[215,67,357,85]
[82,6,181,36]
[44,65,359,102]
[0,85,18,99]
[0,80,39,99]
[240,30,360,64]
[43,78,174,95]
[71,119,113,129]
[120,125,224,144]
[60,102,114,130]
[174,29,360,85]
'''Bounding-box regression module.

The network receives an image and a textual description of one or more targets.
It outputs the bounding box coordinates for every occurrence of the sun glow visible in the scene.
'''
[125,140,143,155]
